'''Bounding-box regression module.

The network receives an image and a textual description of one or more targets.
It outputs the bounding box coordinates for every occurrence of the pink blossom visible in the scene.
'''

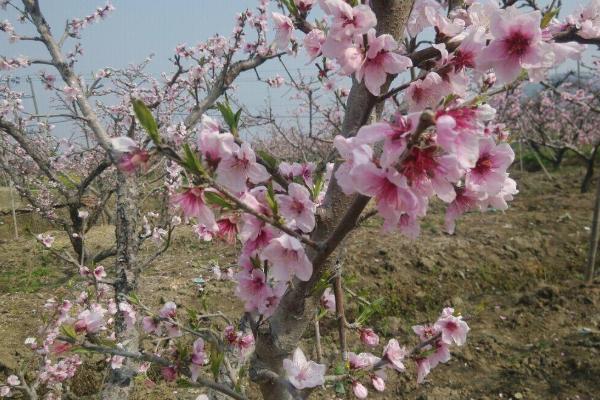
[118,302,136,331]
[235,267,271,312]
[434,307,469,346]
[261,234,312,282]
[465,138,514,195]
[258,281,287,317]
[109,137,149,173]
[276,183,316,233]
[111,355,124,369]
[415,357,431,384]
[401,146,461,203]
[172,188,218,231]
[320,287,336,312]
[197,116,235,169]
[360,328,380,347]
[190,338,205,382]
[428,340,451,368]
[355,113,414,168]
[348,352,380,370]
[383,338,407,372]
[159,301,177,319]
[328,1,376,39]
[372,374,385,392]
[444,186,483,234]
[118,149,150,173]
[405,72,445,111]
[477,8,544,83]
[334,135,373,194]
[304,29,325,60]
[74,307,105,334]
[352,162,418,229]
[216,142,270,193]
[240,216,277,257]
[216,215,238,244]
[63,85,80,101]
[37,233,55,248]
[291,162,316,187]
[452,27,486,72]
[282,348,326,389]
[194,224,214,242]
[6,375,19,386]
[266,74,285,88]
[272,12,294,50]
[93,265,106,280]
[357,29,412,96]
[294,0,316,13]
[435,113,480,169]
[352,381,368,398]
[482,176,518,210]
[142,316,160,334]
[161,366,177,382]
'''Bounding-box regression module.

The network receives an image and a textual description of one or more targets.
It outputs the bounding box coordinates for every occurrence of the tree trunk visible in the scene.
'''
[250,2,415,399]
[100,171,141,400]
[581,146,600,193]
[586,172,600,283]
[553,147,566,170]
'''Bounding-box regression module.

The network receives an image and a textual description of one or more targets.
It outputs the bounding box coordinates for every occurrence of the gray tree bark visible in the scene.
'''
[100,170,142,400]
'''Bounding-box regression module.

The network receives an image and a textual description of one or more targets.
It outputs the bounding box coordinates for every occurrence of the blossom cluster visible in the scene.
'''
[68,2,115,37]
[281,308,469,397]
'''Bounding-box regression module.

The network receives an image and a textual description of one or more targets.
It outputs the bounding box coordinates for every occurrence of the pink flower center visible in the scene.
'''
[473,154,493,175]
[401,147,438,183]
[291,199,306,215]
[250,274,265,291]
[342,15,357,28]
[453,50,475,71]
[412,86,424,104]
[444,320,458,332]
[378,176,398,202]
[504,30,531,57]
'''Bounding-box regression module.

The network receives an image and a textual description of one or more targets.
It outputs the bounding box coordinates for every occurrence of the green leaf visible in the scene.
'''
[176,378,193,388]
[71,347,92,354]
[317,308,328,320]
[311,172,325,200]
[60,324,77,340]
[334,381,346,394]
[132,99,160,144]
[541,8,559,28]
[204,191,232,209]
[333,362,347,375]
[217,102,236,129]
[266,182,279,216]
[284,0,299,15]
[256,150,278,171]
[210,348,225,380]
[234,108,242,128]
[181,144,206,176]
[128,293,140,305]
[311,272,332,296]
[355,297,385,325]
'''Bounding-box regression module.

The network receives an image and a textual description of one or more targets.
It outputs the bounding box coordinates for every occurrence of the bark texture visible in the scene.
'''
[100,171,141,400]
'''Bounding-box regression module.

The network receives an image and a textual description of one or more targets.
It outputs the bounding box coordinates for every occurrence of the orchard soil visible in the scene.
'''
[0,166,599,400]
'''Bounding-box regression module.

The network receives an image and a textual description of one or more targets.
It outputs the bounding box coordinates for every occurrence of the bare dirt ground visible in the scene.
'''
[0,166,599,400]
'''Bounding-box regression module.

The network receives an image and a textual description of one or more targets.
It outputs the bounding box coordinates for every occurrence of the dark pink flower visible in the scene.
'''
[172,188,218,231]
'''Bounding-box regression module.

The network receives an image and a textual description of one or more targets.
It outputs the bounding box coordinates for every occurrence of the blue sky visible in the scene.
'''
[0,0,594,128]
[2,0,314,122]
